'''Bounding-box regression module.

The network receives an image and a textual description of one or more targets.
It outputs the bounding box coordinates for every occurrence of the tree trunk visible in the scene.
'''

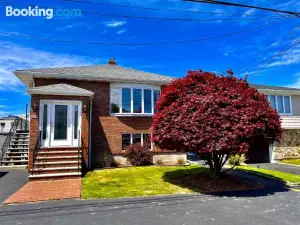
[209,161,222,179]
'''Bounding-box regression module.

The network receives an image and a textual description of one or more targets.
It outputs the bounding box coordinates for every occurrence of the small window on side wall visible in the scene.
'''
[122,134,131,150]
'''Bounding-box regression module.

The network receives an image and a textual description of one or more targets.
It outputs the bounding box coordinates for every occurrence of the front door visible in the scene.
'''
[40,100,81,147]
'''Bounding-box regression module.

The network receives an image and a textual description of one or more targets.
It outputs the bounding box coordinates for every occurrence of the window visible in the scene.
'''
[110,89,120,113]
[144,89,152,113]
[110,85,160,115]
[122,133,152,150]
[74,105,79,140]
[265,95,292,114]
[42,104,48,140]
[133,89,142,113]
[0,123,5,128]
[122,88,131,113]
[122,134,131,150]
[153,90,160,113]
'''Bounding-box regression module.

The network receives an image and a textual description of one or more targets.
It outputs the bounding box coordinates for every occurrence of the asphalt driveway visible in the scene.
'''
[0,168,28,203]
[247,163,300,175]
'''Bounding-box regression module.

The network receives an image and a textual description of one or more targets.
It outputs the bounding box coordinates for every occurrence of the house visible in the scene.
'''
[250,84,300,162]
[12,59,300,179]
[13,59,186,180]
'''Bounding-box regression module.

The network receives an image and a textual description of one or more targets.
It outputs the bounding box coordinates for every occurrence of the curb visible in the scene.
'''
[235,168,300,188]
[275,162,300,168]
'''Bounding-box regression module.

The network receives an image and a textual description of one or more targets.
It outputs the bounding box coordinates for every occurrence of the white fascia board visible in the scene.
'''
[257,89,300,95]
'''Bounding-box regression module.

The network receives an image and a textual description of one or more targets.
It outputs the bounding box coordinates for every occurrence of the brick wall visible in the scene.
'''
[34,78,161,168]
[29,94,90,169]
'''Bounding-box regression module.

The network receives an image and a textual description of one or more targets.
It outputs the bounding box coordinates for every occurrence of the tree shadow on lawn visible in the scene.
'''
[162,167,289,198]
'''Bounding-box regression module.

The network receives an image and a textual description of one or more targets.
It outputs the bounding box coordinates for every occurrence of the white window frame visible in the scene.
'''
[121,133,153,151]
[265,95,292,115]
[110,83,161,116]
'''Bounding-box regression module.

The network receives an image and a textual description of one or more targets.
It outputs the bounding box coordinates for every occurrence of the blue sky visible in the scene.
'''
[0,0,299,117]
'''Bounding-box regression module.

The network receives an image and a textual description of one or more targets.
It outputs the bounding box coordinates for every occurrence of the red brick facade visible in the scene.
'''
[32,78,155,168]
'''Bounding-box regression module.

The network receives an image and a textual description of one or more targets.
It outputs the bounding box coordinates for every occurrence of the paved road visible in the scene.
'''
[0,190,299,225]
[0,169,28,203]
[248,163,300,175]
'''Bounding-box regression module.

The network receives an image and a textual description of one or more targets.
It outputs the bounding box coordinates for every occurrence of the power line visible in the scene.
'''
[0,24,269,46]
[61,0,282,18]
[245,40,300,76]
[0,1,291,22]
[237,26,300,73]
[184,0,300,17]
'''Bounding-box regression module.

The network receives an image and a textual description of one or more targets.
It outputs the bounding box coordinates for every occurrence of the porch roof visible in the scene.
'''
[26,83,94,98]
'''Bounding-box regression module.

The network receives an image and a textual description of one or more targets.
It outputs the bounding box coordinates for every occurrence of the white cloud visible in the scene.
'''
[286,72,300,88]
[102,20,126,27]
[116,29,128,34]
[0,41,102,92]
[266,48,300,68]
[242,9,256,17]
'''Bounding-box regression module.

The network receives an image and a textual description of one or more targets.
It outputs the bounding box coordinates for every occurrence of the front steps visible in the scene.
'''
[1,130,29,166]
[29,148,82,181]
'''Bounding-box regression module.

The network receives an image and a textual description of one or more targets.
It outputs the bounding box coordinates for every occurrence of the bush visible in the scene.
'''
[228,154,246,166]
[177,158,185,166]
[125,143,153,166]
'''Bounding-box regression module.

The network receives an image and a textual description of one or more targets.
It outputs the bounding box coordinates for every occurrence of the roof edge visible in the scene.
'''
[26,88,94,98]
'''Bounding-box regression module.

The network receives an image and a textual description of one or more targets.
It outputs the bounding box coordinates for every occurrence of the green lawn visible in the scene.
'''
[281,159,300,166]
[236,165,300,183]
[82,165,207,199]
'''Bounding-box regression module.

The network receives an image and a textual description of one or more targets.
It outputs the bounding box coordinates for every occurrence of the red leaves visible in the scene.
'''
[152,70,282,155]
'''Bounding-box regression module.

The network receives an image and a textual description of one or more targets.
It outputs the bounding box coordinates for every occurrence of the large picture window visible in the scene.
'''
[110,85,160,115]
[122,133,152,150]
[265,95,292,114]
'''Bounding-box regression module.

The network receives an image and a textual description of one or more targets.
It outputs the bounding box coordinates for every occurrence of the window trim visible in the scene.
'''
[121,133,153,151]
[265,95,292,115]
[110,83,161,116]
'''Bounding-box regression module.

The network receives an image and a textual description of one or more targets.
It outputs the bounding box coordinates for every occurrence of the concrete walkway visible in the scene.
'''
[247,163,300,175]
[0,168,28,204]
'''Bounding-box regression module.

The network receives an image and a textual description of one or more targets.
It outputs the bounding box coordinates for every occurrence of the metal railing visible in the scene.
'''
[32,131,42,170]
[78,131,81,172]
[0,118,27,165]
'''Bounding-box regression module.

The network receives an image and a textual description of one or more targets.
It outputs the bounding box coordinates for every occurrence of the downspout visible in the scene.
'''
[88,99,92,169]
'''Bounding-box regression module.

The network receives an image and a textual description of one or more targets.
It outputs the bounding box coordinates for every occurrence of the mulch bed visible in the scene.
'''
[182,173,264,193]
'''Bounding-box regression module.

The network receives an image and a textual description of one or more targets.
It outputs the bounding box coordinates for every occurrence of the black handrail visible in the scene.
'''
[32,131,42,169]
[0,118,25,165]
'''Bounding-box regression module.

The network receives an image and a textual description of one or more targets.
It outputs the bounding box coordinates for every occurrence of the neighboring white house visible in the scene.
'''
[0,115,21,133]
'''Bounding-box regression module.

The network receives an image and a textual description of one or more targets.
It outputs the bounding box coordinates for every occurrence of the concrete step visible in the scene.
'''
[38,151,82,157]
[29,172,81,181]
[9,144,29,146]
[1,160,28,164]
[36,156,81,163]
[33,161,80,168]
[6,152,28,155]
[30,166,81,174]
[0,165,27,169]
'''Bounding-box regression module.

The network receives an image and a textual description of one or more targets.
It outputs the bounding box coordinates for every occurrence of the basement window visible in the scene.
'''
[122,133,152,150]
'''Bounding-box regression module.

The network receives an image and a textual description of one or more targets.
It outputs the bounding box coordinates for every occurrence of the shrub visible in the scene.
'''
[155,159,164,166]
[125,143,153,166]
[228,154,246,166]
[177,157,185,166]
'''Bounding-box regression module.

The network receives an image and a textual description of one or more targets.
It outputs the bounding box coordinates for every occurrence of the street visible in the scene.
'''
[0,190,299,225]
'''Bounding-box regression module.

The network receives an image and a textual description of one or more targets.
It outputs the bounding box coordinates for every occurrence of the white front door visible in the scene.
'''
[40,100,82,147]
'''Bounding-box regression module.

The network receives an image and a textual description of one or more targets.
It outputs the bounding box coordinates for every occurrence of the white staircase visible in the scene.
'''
[1,130,29,166]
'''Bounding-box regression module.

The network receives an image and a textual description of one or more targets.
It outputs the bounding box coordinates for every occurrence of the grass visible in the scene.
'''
[236,165,300,183]
[280,159,300,166]
[82,165,208,199]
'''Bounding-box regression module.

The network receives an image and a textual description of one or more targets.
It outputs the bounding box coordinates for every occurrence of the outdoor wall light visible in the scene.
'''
[83,104,87,112]
[33,102,39,112]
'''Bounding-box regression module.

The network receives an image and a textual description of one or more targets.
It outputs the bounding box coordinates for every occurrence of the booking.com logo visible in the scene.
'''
[6,6,82,19]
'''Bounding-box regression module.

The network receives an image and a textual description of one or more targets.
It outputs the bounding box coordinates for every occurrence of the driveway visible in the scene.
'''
[0,191,299,225]
[247,163,300,175]
[0,168,28,203]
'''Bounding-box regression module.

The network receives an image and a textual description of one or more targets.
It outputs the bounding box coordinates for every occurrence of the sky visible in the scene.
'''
[0,0,299,117]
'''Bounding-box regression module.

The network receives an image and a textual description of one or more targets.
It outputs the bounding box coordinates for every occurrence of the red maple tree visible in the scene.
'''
[152,70,282,178]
